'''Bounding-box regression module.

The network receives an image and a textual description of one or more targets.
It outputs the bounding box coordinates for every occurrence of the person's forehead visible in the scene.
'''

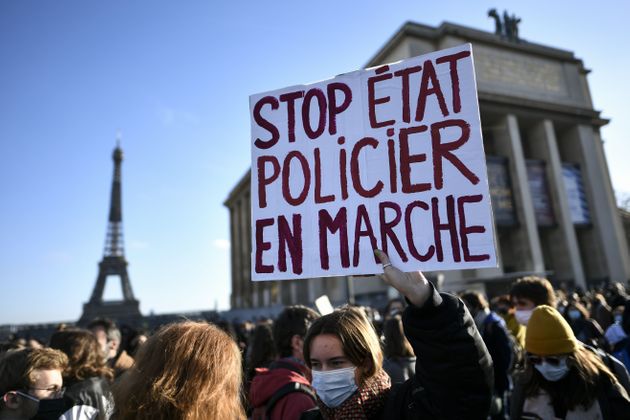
[513,296,534,304]
[31,369,63,387]
[310,334,345,358]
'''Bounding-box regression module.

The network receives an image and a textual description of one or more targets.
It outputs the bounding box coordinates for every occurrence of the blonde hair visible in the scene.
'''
[113,321,245,420]
[304,306,383,384]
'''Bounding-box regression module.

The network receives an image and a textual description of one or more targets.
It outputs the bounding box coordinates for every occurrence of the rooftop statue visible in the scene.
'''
[488,8,521,42]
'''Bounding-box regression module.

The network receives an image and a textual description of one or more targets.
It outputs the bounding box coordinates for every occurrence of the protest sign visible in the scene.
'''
[314,295,334,316]
[250,44,496,281]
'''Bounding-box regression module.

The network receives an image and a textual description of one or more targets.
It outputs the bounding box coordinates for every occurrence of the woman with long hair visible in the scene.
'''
[511,305,630,419]
[49,329,114,419]
[246,322,277,384]
[244,322,277,416]
[300,250,493,419]
[112,321,245,420]
[381,315,415,384]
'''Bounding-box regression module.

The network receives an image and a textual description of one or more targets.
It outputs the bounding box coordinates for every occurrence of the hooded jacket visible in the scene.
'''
[249,358,317,420]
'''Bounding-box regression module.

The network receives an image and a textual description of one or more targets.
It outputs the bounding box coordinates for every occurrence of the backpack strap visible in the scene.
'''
[265,382,316,419]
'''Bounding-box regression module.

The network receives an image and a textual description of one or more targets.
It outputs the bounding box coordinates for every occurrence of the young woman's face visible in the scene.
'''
[309,334,354,372]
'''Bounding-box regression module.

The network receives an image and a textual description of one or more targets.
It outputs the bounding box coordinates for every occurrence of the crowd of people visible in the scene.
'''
[2,249,630,419]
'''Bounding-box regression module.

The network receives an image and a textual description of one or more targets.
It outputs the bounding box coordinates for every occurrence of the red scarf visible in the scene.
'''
[318,369,391,420]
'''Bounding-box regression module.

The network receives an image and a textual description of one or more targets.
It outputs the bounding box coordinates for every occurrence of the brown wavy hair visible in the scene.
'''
[304,306,383,385]
[112,321,245,420]
[525,345,620,410]
[49,329,114,384]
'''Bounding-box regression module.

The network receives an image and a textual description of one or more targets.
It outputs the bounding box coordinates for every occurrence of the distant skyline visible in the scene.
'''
[2,0,629,324]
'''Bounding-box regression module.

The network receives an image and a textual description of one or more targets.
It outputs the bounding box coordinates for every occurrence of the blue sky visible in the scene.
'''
[1,0,629,324]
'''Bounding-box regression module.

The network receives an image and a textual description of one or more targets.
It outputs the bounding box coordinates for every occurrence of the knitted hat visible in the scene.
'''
[525,305,579,355]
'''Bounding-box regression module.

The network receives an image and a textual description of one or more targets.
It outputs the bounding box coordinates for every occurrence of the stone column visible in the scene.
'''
[529,120,586,288]
[263,287,271,306]
[290,282,298,304]
[229,206,240,307]
[238,198,252,307]
[252,282,259,307]
[493,114,545,273]
[573,125,630,281]
[307,279,316,303]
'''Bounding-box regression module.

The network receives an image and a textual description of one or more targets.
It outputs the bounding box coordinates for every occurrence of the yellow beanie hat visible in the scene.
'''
[525,305,579,355]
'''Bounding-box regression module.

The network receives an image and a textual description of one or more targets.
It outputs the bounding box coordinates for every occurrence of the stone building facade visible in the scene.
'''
[225,21,630,310]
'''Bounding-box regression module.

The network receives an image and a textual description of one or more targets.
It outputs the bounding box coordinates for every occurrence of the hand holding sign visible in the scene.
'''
[374,249,432,307]
[250,44,497,281]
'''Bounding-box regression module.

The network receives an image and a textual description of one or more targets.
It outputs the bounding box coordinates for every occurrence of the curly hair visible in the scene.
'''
[0,348,68,408]
[49,329,114,384]
[112,321,245,420]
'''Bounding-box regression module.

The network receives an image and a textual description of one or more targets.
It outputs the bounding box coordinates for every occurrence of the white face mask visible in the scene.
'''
[311,366,358,408]
[515,309,533,326]
[534,357,570,382]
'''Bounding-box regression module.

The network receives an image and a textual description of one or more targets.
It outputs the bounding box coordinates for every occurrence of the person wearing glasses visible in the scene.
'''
[0,347,68,419]
[511,305,630,419]
[49,330,115,420]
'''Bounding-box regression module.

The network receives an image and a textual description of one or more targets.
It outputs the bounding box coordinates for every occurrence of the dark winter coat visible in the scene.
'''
[479,311,513,394]
[301,283,494,420]
[64,376,114,420]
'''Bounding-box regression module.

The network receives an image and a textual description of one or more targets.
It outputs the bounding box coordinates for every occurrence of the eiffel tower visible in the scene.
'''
[79,143,141,325]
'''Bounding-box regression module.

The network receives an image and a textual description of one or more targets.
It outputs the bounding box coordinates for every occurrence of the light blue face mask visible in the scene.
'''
[534,357,570,382]
[311,366,358,408]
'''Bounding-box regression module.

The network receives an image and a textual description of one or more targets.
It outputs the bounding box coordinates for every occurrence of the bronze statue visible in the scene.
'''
[488,8,503,36]
[488,8,521,42]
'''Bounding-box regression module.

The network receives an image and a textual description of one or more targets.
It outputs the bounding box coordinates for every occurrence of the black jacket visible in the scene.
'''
[65,376,114,420]
[480,311,512,394]
[302,284,493,419]
[383,286,493,419]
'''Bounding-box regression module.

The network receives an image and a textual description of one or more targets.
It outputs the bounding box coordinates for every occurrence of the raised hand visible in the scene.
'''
[374,249,432,307]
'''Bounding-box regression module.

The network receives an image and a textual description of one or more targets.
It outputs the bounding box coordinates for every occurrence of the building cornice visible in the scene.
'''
[223,170,250,207]
[478,92,609,127]
[365,21,585,69]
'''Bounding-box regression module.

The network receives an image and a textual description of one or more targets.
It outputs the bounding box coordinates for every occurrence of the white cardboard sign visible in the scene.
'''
[250,44,496,281]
